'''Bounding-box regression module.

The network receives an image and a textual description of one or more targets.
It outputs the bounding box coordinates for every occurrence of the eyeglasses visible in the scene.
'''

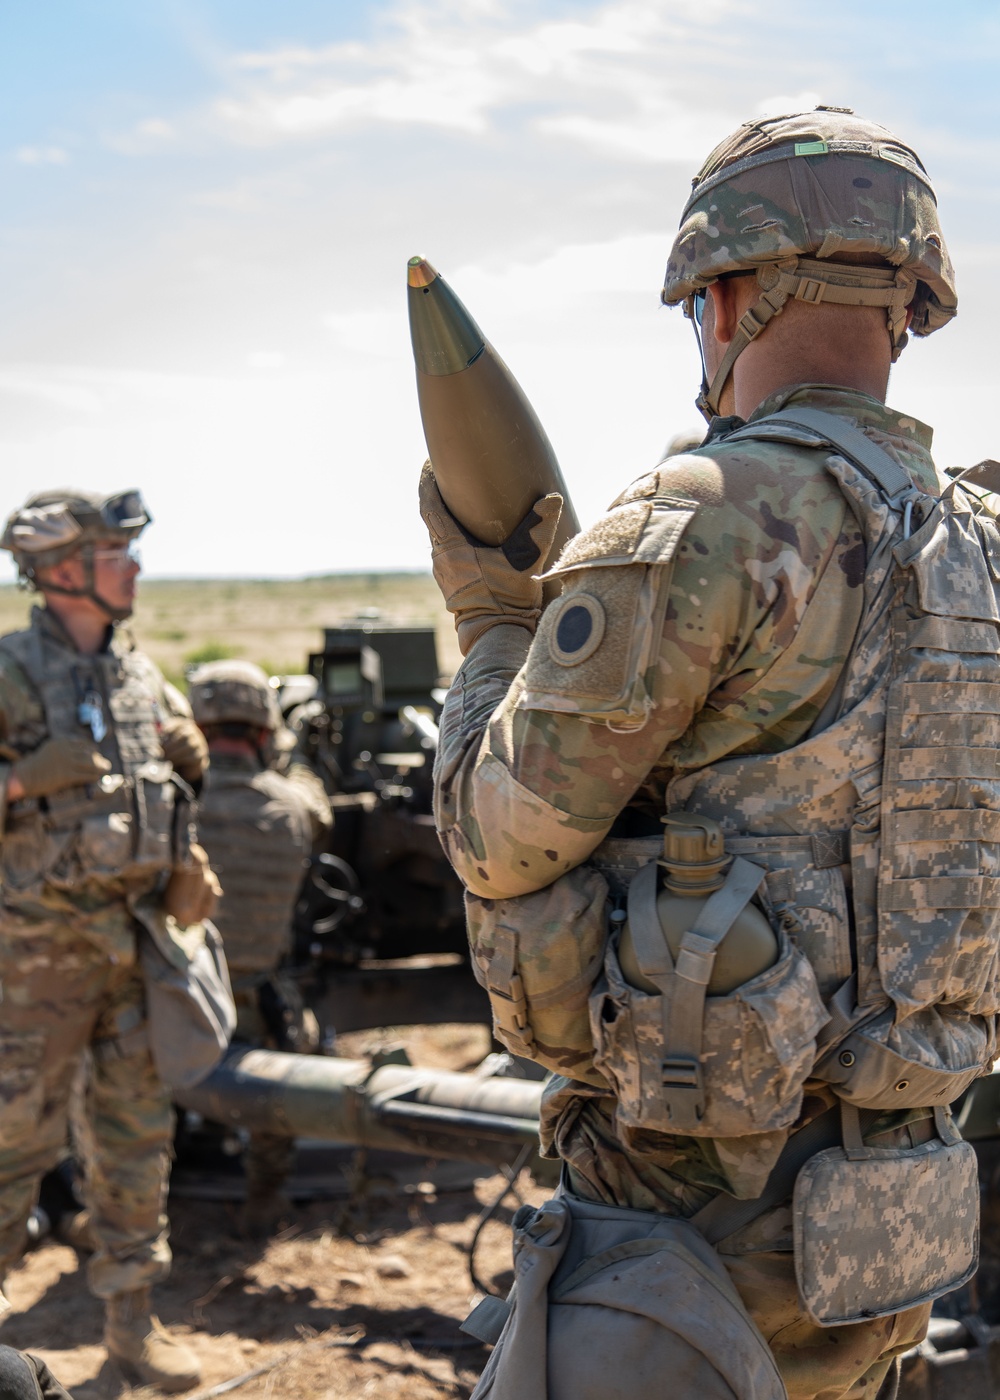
[692,290,706,327]
[91,542,141,569]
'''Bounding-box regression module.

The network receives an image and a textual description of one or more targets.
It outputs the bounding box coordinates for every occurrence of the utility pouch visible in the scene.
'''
[465,863,610,1082]
[591,858,828,1136]
[132,896,236,1089]
[793,1103,979,1326]
[812,990,993,1110]
[465,1192,786,1400]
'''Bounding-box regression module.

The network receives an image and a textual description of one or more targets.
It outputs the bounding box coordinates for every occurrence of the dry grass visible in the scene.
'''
[0,574,462,687]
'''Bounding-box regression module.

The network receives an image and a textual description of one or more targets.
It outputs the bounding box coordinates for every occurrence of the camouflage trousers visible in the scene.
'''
[0,921,172,1299]
[721,1244,930,1399]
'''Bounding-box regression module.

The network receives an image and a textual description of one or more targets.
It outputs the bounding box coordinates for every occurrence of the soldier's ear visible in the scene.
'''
[706,279,739,347]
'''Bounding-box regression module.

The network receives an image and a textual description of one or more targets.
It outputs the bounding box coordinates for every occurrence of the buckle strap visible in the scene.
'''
[626,855,766,1129]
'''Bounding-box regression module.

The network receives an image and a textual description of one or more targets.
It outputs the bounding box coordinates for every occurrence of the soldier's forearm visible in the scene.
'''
[433,623,530,835]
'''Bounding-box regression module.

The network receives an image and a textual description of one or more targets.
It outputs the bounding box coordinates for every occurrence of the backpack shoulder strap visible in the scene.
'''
[728,405,918,505]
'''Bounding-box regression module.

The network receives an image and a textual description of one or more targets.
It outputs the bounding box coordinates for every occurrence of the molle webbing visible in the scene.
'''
[0,618,178,889]
[197,769,315,975]
[693,407,1000,1027]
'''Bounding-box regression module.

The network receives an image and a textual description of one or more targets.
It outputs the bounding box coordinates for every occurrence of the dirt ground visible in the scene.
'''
[0,1027,545,1399]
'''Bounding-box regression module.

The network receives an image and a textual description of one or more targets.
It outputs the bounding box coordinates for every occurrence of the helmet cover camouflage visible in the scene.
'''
[663,106,955,330]
[188,660,282,731]
[661,107,957,416]
[0,489,150,573]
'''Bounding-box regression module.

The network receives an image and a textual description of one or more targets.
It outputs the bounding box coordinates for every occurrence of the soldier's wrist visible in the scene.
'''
[456,613,537,656]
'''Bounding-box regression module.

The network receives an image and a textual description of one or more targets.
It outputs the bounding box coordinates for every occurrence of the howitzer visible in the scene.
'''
[284,618,484,1033]
[176,1047,544,1170]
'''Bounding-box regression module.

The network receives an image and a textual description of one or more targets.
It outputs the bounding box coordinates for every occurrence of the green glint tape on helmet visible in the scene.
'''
[794,141,829,156]
[879,146,913,168]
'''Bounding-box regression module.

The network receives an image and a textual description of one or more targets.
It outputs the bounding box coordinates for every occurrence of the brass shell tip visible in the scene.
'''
[407,257,438,289]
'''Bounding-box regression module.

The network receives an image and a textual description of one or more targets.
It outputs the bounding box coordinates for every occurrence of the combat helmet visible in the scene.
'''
[188,660,282,733]
[0,489,150,620]
[661,106,957,419]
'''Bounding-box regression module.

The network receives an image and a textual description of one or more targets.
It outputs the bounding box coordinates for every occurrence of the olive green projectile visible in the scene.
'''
[408,257,579,566]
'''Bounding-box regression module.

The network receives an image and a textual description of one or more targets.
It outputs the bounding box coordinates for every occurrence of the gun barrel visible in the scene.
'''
[408,257,580,570]
[400,704,439,751]
[176,1048,543,1168]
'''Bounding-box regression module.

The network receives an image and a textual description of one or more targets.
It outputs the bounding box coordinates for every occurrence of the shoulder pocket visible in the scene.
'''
[522,500,697,728]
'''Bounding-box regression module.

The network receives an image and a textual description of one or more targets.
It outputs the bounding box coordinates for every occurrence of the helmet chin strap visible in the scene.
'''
[29,545,133,623]
[694,258,916,422]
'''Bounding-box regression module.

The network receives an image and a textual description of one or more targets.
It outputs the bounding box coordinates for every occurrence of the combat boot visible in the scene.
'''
[241,1186,292,1240]
[104,1287,201,1393]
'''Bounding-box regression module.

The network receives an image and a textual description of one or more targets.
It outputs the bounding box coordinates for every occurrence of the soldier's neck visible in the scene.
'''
[728,345,891,420]
[41,594,113,655]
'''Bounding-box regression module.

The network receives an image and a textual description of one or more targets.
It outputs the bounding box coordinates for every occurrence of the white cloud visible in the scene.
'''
[14,146,68,166]
[756,90,822,116]
[246,351,286,369]
[0,369,101,415]
[450,232,665,312]
[213,0,743,149]
[136,118,175,140]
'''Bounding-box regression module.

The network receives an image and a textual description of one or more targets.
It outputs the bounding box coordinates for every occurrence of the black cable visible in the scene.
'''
[468,1144,533,1298]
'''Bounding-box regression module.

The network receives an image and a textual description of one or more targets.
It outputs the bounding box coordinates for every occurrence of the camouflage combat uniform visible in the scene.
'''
[0,606,188,1298]
[435,384,951,1397]
[197,752,330,1200]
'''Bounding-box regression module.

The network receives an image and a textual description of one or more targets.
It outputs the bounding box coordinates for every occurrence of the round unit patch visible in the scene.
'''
[549,593,606,666]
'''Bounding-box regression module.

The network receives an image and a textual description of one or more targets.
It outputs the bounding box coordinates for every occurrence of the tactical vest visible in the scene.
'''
[588,408,1000,1142]
[196,759,313,977]
[0,616,185,898]
[471,409,1000,1154]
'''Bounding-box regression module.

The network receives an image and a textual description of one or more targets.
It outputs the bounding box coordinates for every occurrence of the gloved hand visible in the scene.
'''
[163,842,222,927]
[419,463,563,656]
[159,717,209,786]
[10,737,112,799]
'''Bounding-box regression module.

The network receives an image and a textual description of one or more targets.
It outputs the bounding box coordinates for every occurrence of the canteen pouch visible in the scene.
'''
[465,863,610,1083]
[133,896,236,1090]
[793,1104,979,1326]
[590,858,828,1137]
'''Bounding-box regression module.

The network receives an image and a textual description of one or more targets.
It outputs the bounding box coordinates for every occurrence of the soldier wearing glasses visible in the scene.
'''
[0,490,211,1393]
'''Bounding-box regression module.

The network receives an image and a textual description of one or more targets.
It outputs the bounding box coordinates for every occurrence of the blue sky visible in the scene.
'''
[2,0,998,577]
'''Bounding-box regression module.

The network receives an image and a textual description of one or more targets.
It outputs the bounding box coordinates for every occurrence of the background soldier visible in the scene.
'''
[188,660,332,1233]
[422,108,988,1399]
[0,490,213,1392]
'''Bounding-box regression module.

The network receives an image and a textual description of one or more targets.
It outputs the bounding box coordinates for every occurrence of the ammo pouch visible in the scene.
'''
[590,858,828,1137]
[792,1103,979,1326]
[466,864,610,1083]
[463,1192,786,1400]
[4,762,189,893]
[132,896,236,1090]
[811,977,993,1110]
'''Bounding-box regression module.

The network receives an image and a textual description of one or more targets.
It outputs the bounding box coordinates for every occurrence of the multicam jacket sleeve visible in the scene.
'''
[435,428,867,899]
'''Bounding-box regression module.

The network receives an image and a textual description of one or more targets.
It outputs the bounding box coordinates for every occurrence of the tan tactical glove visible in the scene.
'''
[163,842,222,927]
[10,737,112,799]
[419,463,563,655]
[160,716,209,786]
